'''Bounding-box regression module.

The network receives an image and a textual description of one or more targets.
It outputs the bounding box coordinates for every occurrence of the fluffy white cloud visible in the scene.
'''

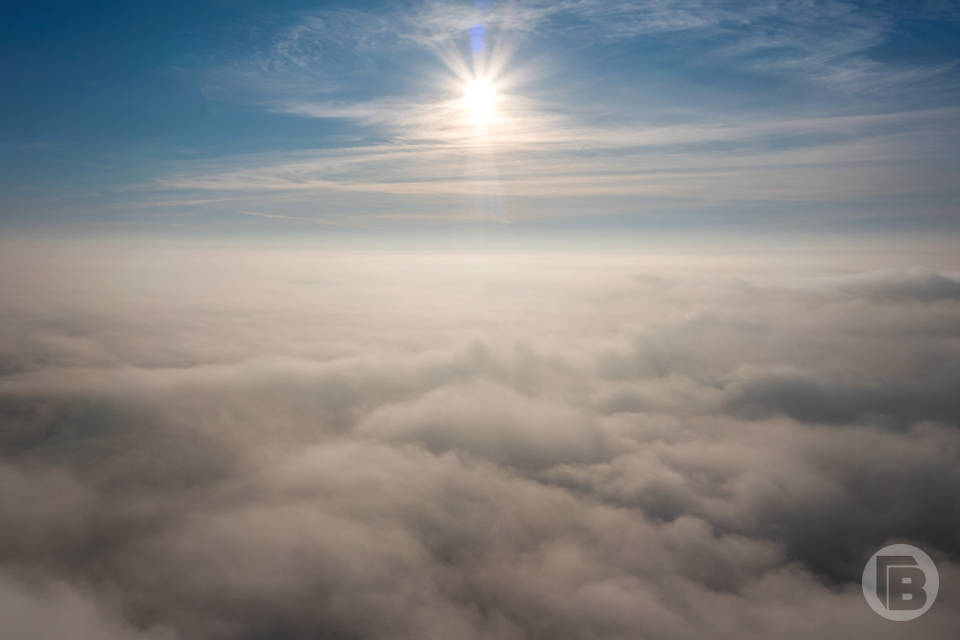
[0,245,958,638]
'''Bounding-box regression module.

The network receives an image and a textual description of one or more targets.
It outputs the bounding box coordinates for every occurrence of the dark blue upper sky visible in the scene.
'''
[2,0,959,237]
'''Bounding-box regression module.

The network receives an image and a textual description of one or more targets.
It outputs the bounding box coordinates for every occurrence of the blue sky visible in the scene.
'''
[2,0,960,238]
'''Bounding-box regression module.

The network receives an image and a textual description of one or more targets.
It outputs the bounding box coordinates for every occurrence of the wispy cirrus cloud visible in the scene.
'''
[98,1,960,231]
[148,108,959,205]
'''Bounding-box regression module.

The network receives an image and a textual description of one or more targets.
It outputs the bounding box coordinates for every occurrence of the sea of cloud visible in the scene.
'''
[0,244,958,639]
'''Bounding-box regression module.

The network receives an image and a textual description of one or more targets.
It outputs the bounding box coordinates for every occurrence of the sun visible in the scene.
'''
[462,77,498,124]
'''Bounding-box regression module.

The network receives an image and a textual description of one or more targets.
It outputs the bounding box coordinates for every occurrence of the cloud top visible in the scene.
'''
[0,245,958,638]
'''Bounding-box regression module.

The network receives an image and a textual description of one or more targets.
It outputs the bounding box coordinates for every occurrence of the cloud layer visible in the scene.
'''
[0,245,959,638]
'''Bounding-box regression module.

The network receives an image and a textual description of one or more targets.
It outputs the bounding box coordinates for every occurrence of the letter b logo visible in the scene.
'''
[863,544,939,621]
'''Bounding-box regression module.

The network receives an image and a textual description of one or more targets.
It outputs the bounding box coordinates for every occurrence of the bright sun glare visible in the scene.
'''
[462,77,498,123]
